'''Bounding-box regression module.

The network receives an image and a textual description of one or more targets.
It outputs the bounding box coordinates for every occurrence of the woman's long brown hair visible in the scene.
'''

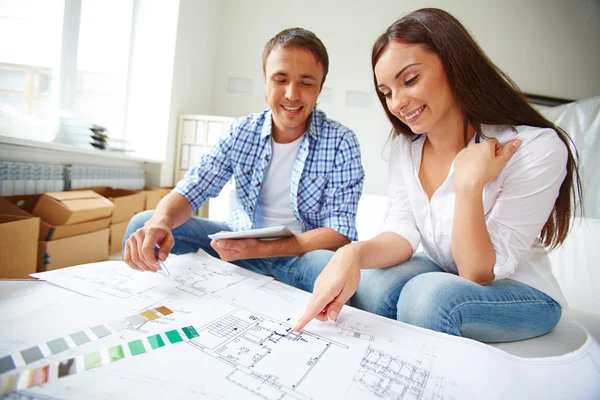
[372,8,582,249]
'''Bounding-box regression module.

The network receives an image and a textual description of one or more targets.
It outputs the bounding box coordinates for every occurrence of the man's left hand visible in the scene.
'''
[210,237,264,261]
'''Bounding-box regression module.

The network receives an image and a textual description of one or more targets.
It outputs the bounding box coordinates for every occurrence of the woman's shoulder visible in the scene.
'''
[481,124,567,154]
[482,124,568,171]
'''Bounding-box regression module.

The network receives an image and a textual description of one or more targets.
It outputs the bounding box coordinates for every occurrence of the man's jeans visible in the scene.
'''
[351,254,562,342]
[123,211,332,293]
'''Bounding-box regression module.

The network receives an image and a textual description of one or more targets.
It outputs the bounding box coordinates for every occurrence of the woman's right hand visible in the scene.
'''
[454,138,522,191]
[293,243,362,331]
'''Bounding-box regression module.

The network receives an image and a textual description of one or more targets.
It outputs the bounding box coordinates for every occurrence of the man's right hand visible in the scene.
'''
[124,219,175,272]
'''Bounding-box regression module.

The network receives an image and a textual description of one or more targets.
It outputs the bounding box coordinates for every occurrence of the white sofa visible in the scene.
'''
[356,95,600,357]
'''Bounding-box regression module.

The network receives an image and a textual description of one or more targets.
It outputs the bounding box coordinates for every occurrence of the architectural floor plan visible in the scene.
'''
[31,252,272,307]
[3,255,598,399]
[187,307,366,400]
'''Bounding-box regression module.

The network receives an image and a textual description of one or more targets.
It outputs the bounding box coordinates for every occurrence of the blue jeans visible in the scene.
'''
[123,211,332,292]
[351,254,562,342]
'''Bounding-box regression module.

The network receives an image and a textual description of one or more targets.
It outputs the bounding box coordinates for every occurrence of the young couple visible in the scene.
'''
[124,8,581,344]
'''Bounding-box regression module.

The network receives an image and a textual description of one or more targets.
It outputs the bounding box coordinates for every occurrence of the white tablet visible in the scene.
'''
[207,226,294,240]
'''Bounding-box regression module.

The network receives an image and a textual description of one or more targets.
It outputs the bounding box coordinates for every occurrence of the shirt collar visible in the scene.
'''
[412,131,482,146]
[260,110,273,139]
[260,108,320,140]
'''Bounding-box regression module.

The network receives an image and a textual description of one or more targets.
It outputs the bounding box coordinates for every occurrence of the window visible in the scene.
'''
[0,0,134,140]
[0,0,63,120]
[73,0,134,138]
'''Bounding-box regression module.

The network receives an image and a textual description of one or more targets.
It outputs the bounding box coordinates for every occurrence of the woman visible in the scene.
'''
[294,8,581,342]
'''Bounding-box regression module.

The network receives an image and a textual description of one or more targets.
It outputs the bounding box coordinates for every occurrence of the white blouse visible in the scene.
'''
[382,124,568,307]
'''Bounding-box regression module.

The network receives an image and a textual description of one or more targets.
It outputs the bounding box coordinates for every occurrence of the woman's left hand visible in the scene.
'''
[454,138,522,190]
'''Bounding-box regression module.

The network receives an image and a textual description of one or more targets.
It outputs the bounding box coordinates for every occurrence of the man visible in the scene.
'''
[123,28,364,293]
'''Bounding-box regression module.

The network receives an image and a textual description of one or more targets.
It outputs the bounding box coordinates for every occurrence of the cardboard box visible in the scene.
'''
[0,199,40,279]
[32,191,114,226]
[38,228,109,272]
[110,221,129,254]
[143,186,173,210]
[4,194,110,240]
[77,187,145,224]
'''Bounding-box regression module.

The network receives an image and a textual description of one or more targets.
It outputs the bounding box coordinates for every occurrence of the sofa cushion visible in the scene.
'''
[490,309,600,357]
[540,96,600,315]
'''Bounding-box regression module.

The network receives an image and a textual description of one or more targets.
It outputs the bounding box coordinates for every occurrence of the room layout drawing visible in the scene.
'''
[32,254,272,307]
[59,267,156,300]
[169,259,259,299]
[353,347,430,400]
[308,313,454,400]
[187,307,362,400]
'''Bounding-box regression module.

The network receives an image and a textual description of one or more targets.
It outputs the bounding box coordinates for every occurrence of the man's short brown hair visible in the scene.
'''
[262,28,329,88]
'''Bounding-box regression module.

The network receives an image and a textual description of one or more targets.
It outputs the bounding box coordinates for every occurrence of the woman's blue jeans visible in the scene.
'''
[123,211,332,293]
[351,254,562,342]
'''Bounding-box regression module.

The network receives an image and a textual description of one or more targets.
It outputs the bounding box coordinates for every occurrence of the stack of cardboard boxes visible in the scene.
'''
[78,187,146,255]
[142,186,173,211]
[0,198,40,279]
[0,187,172,279]
[33,190,114,272]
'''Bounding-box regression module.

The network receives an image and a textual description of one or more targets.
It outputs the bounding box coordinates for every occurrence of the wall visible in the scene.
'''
[206,0,600,195]
[5,1,598,193]
[159,0,220,186]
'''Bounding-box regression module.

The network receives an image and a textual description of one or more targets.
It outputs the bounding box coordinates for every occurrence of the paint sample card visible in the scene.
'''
[0,326,199,396]
[0,306,174,375]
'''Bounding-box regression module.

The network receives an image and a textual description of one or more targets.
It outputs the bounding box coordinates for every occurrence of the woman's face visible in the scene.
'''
[374,41,460,135]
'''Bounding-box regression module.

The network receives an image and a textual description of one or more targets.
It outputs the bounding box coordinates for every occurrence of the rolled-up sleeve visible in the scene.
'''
[174,123,236,212]
[322,134,365,241]
[488,130,568,280]
[381,137,421,253]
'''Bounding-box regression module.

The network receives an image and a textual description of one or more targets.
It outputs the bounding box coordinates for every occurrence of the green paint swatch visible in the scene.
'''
[91,325,111,339]
[165,330,183,344]
[182,326,199,339]
[70,331,90,345]
[21,346,44,364]
[47,337,69,354]
[147,334,165,349]
[108,345,125,362]
[128,339,146,356]
[84,352,102,370]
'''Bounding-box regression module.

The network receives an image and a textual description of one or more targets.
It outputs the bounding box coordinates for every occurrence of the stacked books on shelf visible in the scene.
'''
[54,118,135,153]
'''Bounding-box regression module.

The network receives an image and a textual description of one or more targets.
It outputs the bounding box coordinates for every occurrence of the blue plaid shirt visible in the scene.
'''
[174,108,364,241]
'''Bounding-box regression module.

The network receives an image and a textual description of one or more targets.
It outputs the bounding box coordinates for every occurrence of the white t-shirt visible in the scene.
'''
[255,135,304,234]
[383,124,568,307]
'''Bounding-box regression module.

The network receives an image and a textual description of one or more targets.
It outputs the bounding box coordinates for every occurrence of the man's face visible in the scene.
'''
[263,46,324,140]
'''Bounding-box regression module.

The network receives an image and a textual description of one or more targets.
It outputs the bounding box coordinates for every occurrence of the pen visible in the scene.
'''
[154,246,171,277]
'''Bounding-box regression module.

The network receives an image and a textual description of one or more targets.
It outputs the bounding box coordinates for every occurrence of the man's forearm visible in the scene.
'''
[150,192,194,229]
[258,227,350,258]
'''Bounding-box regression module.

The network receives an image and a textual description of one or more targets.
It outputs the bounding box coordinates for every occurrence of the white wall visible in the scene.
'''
[442,0,600,100]
[202,0,600,195]
[159,0,220,186]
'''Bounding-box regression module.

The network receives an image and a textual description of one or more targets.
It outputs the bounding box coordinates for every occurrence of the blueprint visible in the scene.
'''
[238,281,600,400]
[2,294,368,400]
[2,258,599,399]
[30,251,273,308]
[185,306,368,400]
